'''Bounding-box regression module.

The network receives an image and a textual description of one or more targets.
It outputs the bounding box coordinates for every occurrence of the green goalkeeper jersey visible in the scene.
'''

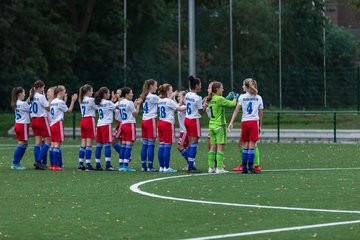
[208,95,237,129]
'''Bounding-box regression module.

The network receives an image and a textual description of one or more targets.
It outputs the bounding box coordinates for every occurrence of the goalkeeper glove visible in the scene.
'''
[225,91,235,100]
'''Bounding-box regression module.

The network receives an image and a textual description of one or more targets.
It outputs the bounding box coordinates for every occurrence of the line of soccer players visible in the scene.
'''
[10,76,263,174]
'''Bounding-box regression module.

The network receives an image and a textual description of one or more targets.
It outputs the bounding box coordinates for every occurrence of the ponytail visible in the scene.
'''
[94,87,109,105]
[188,75,201,90]
[140,79,157,101]
[79,84,92,103]
[11,87,24,109]
[120,87,132,98]
[158,84,171,99]
[243,78,258,95]
[29,80,45,101]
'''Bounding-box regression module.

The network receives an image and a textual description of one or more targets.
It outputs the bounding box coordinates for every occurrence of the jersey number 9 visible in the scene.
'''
[98,109,104,119]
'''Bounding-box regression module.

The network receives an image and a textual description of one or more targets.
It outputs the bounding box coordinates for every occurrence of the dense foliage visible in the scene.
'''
[0,0,358,110]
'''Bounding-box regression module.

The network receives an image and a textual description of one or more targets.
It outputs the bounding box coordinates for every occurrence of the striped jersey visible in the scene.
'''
[208,95,236,129]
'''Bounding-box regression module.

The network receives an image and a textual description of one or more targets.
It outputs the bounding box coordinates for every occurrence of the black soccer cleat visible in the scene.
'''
[187,167,201,173]
[105,166,115,171]
[34,161,46,170]
[95,165,104,171]
[85,165,95,171]
[78,166,86,171]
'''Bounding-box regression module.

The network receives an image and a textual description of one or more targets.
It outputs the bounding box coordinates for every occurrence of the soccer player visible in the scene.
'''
[29,80,50,170]
[45,86,56,168]
[184,76,207,173]
[207,82,237,173]
[176,90,189,170]
[139,79,159,172]
[10,87,30,170]
[112,88,124,165]
[94,87,117,171]
[118,87,141,172]
[49,86,78,170]
[78,84,97,171]
[228,78,263,174]
[157,84,185,173]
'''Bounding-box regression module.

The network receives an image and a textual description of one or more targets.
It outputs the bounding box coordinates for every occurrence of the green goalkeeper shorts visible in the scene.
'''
[209,125,227,145]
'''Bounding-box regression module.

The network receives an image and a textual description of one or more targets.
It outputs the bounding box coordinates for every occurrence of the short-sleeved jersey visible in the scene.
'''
[50,98,68,126]
[97,99,116,126]
[208,95,236,129]
[158,98,179,124]
[142,93,159,120]
[238,92,264,122]
[118,99,136,124]
[185,92,202,119]
[114,101,122,122]
[177,105,186,132]
[15,100,30,124]
[80,96,97,117]
[30,92,49,118]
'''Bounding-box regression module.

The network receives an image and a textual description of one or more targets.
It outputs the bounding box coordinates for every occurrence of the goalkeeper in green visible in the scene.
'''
[207,81,237,173]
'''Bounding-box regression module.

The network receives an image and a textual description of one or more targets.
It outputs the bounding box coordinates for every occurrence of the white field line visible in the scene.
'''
[129,174,360,214]
[264,167,360,172]
[181,219,360,240]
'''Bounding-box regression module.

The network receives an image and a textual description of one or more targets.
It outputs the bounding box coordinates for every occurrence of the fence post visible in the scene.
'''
[73,111,76,139]
[333,112,336,143]
[277,112,280,143]
[358,66,360,113]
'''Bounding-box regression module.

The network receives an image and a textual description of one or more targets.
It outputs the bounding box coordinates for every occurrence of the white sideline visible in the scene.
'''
[181,219,360,240]
[129,174,360,214]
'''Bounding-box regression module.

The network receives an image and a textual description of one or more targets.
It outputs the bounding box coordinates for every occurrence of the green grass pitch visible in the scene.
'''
[0,139,360,239]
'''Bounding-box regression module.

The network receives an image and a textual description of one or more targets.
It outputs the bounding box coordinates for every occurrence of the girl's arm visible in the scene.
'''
[67,94,78,113]
[176,105,186,112]
[228,104,241,132]
[132,98,141,117]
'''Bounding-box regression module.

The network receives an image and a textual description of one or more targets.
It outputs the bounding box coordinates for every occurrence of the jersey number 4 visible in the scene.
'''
[246,102,253,114]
